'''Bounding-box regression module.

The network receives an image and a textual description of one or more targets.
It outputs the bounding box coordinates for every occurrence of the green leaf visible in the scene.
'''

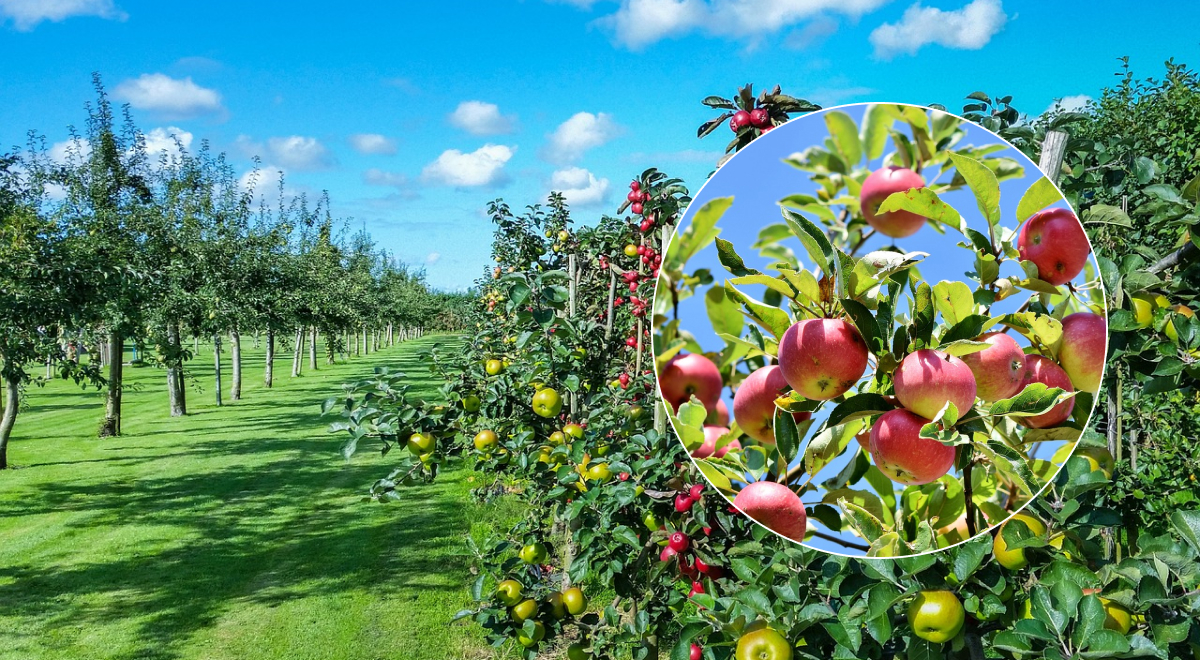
[824,110,863,166]
[988,383,1073,418]
[825,488,889,525]
[826,393,895,428]
[670,197,730,268]
[932,280,975,326]
[1083,204,1133,227]
[782,208,834,275]
[877,188,963,233]
[859,104,894,161]
[805,424,850,479]
[705,286,744,337]
[715,237,760,277]
[910,281,935,348]
[1016,176,1064,223]
[1170,510,1200,556]
[730,274,798,300]
[947,152,1001,227]
[774,408,800,465]
[841,298,885,355]
[841,499,886,542]
[724,282,793,339]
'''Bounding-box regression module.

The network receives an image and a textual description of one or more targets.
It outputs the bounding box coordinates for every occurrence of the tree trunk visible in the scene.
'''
[0,371,19,469]
[213,334,223,407]
[309,326,318,370]
[292,326,304,377]
[99,332,122,437]
[325,329,335,365]
[264,328,275,388]
[167,322,186,416]
[230,329,242,401]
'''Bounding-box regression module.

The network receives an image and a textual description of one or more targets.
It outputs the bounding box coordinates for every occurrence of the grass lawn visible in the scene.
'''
[0,335,523,660]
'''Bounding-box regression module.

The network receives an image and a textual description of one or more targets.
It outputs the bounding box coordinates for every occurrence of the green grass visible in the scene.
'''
[0,335,525,660]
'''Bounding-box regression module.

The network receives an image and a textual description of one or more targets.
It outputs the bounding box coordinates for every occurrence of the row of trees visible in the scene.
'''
[0,74,468,468]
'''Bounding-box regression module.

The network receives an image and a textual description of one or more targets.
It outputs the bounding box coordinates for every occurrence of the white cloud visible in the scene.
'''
[143,126,193,159]
[238,165,290,205]
[543,112,621,165]
[348,133,397,155]
[869,0,1007,59]
[783,14,838,50]
[1045,94,1091,115]
[448,101,517,136]
[426,252,441,265]
[263,136,332,171]
[363,168,409,188]
[421,144,515,187]
[548,167,610,207]
[595,0,890,50]
[113,73,224,119]
[0,0,125,30]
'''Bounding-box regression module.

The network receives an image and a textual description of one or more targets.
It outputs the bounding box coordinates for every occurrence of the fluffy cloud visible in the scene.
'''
[448,101,517,136]
[0,0,125,30]
[542,112,621,165]
[548,167,610,207]
[262,136,333,171]
[1046,95,1092,115]
[113,73,224,119]
[143,126,194,159]
[869,0,1007,59]
[421,144,515,187]
[348,133,397,155]
[594,0,890,50]
[48,138,90,164]
[238,165,289,204]
[426,252,441,265]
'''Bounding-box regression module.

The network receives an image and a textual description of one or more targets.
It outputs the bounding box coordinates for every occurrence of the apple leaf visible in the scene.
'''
[1170,510,1200,556]
[824,110,863,166]
[859,104,895,161]
[826,393,896,428]
[947,152,1001,228]
[667,399,707,451]
[773,408,801,465]
[730,274,798,300]
[705,286,744,337]
[714,237,760,277]
[938,339,990,357]
[723,282,792,339]
[669,197,730,268]
[909,282,935,349]
[775,267,821,302]
[1016,176,1065,223]
[988,383,1073,418]
[842,499,887,543]
[877,187,964,234]
[804,423,852,479]
[825,488,891,527]
[840,298,885,355]
[932,280,975,326]
[782,208,834,275]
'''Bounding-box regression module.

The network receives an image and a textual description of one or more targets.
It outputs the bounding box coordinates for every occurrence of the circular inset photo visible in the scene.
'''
[653,103,1106,556]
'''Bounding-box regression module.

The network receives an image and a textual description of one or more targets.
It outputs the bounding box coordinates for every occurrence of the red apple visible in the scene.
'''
[1058,312,1106,393]
[1017,208,1090,286]
[732,365,812,445]
[691,425,729,459]
[893,349,977,420]
[1018,355,1075,428]
[730,110,751,131]
[749,108,770,128]
[859,166,927,238]
[732,480,807,541]
[660,353,723,413]
[869,408,956,485]
[960,332,1027,402]
[777,318,868,400]
[705,398,730,426]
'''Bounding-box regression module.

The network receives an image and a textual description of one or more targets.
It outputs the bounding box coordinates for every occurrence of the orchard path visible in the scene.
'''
[0,335,520,660]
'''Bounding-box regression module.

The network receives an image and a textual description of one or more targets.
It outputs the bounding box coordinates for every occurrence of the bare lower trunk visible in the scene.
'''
[308,326,318,370]
[362,326,369,355]
[230,329,242,401]
[0,371,19,469]
[264,328,275,388]
[292,326,304,377]
[325,329,335,365]
[167,322,186,417]
[213,334,223,406]
[99,332,122,437]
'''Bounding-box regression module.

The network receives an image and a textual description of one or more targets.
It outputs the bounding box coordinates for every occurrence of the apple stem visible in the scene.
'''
[848,229,876,257]
[809,529,869,551]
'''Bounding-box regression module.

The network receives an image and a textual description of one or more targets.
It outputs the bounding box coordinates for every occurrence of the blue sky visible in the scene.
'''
[674,104,1094,553]
[0,1,1196,291]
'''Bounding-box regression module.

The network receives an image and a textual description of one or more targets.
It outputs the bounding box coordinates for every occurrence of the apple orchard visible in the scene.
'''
[325,86,1200,659]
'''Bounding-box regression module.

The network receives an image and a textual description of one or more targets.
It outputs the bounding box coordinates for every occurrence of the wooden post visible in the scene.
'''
[568,253,578,418]
[604,270,617,341]
[1038,129,1068,179]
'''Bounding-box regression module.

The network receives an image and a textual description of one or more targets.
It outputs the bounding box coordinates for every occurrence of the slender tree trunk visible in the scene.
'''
[99,332,123,437]
[167,322,186,417]
[230,328,242,401]
[325,329,335,365]
[253,330,261,349]
[264,328,275,388]
[292,326,304,377]
[362,326,369,355]
[308,326,318,370]
[213,334,223,406]
[0,370,19,469]
[194,335,199,358]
